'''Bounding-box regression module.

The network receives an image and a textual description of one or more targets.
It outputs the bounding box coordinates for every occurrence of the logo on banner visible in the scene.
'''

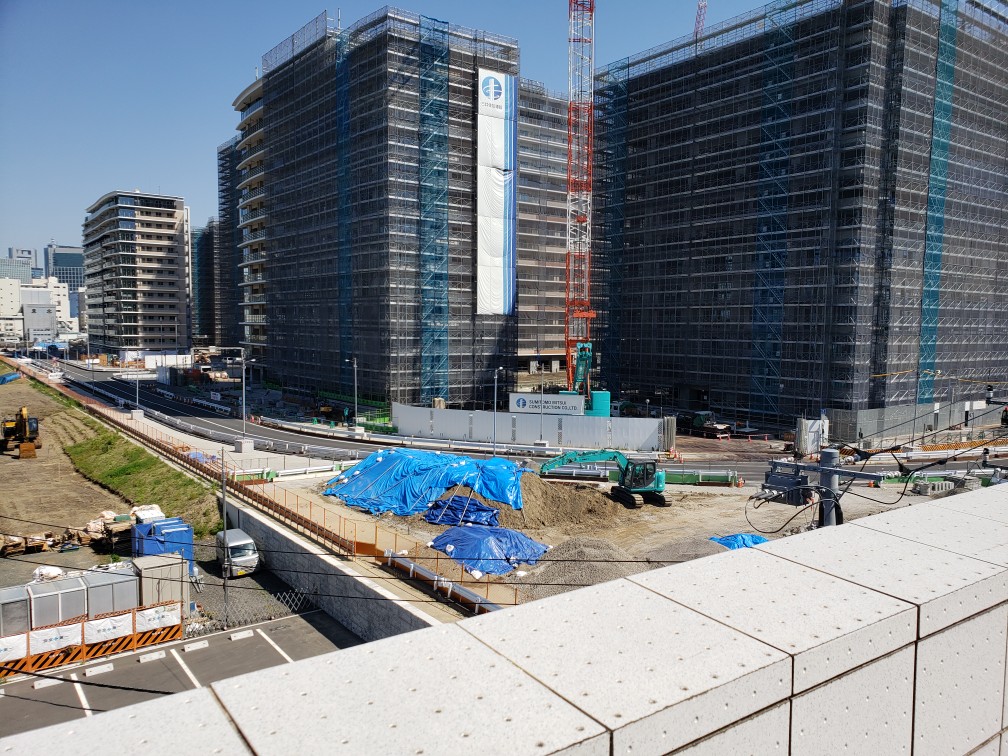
[482,76,503,100]
[516,397,527,408]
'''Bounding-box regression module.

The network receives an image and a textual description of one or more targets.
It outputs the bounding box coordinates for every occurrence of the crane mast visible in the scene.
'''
[565,0,596,393]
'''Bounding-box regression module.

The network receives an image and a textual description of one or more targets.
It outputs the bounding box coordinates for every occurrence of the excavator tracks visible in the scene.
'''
[611,486,645,509]
[610,487,673,509]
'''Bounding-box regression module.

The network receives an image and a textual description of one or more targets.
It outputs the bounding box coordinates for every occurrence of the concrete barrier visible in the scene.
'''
[225,500,437,643]
[4,486,1007,753]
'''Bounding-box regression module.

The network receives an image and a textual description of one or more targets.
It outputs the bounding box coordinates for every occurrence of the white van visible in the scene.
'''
[215,529,261,578]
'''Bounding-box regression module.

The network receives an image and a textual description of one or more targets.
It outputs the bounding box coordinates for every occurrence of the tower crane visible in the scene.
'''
[565,0,596,401]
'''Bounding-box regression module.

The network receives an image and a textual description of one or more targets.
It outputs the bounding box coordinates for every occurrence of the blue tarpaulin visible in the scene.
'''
[424,496,500,527]
[430,526,548,576]
[0,373,21,385]
[323,449,527,516]
[710,533,769,550]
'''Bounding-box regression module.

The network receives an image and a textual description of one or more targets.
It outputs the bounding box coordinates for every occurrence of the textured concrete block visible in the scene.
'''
[914,604,1008,756]
[790,645,914,755]
[758,525,1008,637]
[631,548,916,692]
[970,734,1000,755]
[213,624,607,755]
[933,488,1008,525]
[0,688,250,753]
[461,580,790,755]
[853,500,1008,567]
[670,702,788,755]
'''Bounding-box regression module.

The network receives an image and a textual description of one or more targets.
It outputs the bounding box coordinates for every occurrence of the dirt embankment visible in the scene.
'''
[0,377,125,537]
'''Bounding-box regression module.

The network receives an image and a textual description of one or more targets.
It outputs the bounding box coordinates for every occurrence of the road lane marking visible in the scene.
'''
[230,630,254,641]
[138,650,165,663]
[170,648,201,689]
[256,628,294,663]
[84,663,113,677]
[69,673,92,718]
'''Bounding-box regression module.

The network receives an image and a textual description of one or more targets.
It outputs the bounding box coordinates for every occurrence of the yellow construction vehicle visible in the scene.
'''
[1,406,41,458]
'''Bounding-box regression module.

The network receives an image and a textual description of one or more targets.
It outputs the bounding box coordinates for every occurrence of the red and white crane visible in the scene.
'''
[565,0,596,393]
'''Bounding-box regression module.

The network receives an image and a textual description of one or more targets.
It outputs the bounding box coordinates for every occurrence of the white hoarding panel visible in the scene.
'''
[84,613,134,644]
[30,624,82,654]
[135,603,181,632]
[0,633,28,662]
[509,393,585,415]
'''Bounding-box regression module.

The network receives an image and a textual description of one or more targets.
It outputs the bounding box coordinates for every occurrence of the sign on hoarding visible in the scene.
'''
[508,393,584,416]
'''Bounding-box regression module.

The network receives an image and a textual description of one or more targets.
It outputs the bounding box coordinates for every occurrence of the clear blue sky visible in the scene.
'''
[0,0,757,250]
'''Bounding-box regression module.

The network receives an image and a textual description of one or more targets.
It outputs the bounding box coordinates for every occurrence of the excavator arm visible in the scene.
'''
[540,449,629,475]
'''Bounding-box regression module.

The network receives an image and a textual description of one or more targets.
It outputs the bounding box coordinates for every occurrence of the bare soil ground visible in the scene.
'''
[0,377,129,538]
[293,462,912,604]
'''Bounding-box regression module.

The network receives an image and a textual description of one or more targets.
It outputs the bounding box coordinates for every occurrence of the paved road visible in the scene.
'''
[0,610,360,738]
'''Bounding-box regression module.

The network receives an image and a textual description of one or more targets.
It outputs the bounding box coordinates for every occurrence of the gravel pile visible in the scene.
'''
[644,536,727,565]
[508,536,652,602]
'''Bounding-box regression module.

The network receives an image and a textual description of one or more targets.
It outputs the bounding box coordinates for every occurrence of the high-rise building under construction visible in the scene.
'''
[225,9,575,409]
[596,0,1008,439]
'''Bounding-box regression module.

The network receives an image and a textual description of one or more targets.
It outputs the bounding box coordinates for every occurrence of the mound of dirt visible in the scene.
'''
[497,474,622,530]
[508,536,654,602]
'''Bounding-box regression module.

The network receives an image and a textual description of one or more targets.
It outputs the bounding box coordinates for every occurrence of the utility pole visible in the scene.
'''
[221,446,229,630]
[760,452,884,527]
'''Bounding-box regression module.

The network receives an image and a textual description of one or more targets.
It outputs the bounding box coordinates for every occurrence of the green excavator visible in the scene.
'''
[540,449,672,508]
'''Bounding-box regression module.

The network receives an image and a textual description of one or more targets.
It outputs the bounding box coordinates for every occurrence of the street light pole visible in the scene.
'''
[493,366,502,457]
[241,346,246,438]
[539,361,545,443]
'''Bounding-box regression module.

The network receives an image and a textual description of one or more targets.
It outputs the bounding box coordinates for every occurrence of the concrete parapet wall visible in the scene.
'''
[227,500,437,642]
[4,486,1008,753]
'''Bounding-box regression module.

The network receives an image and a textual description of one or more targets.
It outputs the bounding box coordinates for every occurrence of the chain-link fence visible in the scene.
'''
[184,544,315,637]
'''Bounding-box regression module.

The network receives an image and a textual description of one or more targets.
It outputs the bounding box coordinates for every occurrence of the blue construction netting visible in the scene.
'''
[430,526,548,576]
[323,449,527,516]
[418,15,450,404]
[918,0,960,404]
[750,0,793,421]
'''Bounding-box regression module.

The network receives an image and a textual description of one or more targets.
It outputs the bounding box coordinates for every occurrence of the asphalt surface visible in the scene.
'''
[0,610,360,737]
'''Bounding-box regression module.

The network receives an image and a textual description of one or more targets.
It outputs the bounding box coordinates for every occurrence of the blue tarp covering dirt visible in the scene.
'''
[323,449,527,516]
[710,533,769,550]
[430,526,548,576]
[424,496,500,527]
[0,373,21,385]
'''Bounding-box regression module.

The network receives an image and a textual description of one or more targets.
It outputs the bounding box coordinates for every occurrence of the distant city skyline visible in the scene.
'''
[0,0,757,248]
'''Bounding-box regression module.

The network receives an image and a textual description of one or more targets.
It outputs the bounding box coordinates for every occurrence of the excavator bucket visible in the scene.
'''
[18,442,36,459]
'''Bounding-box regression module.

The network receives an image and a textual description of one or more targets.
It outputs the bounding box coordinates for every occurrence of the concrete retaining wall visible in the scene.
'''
[225,500,437,642]
[4,486,1008,754]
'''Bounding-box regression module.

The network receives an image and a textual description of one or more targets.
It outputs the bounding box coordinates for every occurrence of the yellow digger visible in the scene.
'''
[1,406,41,458]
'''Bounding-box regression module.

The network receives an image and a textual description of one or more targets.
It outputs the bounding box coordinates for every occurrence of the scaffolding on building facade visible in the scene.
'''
[594,0,1008,435]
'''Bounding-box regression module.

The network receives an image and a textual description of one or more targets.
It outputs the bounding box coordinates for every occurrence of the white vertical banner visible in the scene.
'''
[476,68,517,315]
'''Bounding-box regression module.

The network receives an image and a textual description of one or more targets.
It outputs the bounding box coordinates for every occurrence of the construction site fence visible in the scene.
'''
[3,358,521,610]
[0,602,183,680]
[99,401,521,608]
